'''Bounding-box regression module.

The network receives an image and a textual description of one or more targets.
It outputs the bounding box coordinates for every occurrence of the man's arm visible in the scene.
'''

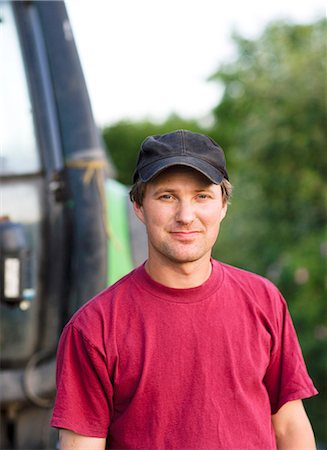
[271,399,316,449]
[59,429,106,450]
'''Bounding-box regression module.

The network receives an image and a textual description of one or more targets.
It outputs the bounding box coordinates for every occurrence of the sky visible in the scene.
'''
[65,0,325,127]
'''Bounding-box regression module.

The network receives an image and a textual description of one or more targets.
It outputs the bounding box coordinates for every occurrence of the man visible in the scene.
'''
[51,130,318,449]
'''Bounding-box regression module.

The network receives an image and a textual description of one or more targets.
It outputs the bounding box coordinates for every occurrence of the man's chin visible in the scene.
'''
[164,251,208,265]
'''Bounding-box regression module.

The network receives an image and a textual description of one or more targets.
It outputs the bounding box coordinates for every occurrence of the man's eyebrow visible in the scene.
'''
[151,186,215,195]
[151,187,176,195]
[194,187,214,192]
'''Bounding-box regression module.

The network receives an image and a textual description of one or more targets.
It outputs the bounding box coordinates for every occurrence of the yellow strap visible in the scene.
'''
[66,159,108,184]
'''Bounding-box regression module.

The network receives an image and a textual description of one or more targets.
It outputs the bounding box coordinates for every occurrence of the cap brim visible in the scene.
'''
[137,156,225,184]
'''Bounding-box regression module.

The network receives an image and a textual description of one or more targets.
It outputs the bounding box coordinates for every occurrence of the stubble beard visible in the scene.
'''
[149,238,211,265]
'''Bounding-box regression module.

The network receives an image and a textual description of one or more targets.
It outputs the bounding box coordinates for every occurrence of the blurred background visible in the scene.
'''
[66,0,326,444]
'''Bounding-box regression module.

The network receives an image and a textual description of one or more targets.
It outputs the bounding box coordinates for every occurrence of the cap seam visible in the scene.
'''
[181,129,186,155]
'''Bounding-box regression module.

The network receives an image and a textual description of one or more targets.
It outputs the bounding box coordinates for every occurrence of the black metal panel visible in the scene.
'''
[12,1,63,174]
[12,1,68,356]
[34,1,108,317]
[35,0,102,157]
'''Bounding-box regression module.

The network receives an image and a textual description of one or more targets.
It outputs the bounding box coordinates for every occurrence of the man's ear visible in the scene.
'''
[220,203,228,222]
[133,202,145,224]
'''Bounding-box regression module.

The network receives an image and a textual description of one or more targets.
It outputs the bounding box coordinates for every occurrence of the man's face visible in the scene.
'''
[133,166,227,266]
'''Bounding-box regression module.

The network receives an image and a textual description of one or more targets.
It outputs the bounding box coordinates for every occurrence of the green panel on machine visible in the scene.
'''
[105,179,134,285]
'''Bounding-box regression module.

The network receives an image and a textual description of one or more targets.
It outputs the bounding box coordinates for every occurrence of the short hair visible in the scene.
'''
[129,177,233,206]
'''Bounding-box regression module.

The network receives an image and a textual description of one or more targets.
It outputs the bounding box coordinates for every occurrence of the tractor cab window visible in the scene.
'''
[0,2,43,362]
[0,1,41,175]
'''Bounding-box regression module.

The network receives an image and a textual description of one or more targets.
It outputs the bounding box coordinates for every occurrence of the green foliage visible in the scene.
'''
[102,115,208,185]
[102,18,327,444]
[210,19,327,443]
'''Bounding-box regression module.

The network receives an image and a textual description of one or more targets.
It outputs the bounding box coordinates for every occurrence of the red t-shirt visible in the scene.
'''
[51,260,317,449]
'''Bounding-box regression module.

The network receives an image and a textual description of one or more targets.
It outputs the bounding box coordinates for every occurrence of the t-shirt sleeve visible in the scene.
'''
[263,292,318,414]
[50,322,114,438]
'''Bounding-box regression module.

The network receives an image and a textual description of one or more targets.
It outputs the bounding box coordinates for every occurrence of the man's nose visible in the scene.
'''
[175,201,195,224]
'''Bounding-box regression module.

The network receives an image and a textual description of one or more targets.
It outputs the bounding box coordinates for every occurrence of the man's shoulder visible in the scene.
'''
[216,260,284,306]
[67,266,139,330]
[218,261,275,288]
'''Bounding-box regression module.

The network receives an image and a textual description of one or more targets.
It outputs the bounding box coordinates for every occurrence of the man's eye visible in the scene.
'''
[159,194,173,200]
[197,194,209,199]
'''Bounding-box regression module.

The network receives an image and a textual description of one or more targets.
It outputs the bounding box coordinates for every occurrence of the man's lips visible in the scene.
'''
[170,231,202,239]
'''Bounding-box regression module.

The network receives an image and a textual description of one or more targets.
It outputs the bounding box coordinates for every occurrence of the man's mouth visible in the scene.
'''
[170,231,201,239]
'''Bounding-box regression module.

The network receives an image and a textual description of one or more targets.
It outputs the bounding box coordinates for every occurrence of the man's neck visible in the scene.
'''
[144,255,212,289]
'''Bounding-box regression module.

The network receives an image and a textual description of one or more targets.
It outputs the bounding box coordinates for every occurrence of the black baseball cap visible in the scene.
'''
[133,130,229,184]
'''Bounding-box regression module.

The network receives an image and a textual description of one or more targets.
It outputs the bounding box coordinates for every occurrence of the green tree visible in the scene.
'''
[210,19,327,443]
